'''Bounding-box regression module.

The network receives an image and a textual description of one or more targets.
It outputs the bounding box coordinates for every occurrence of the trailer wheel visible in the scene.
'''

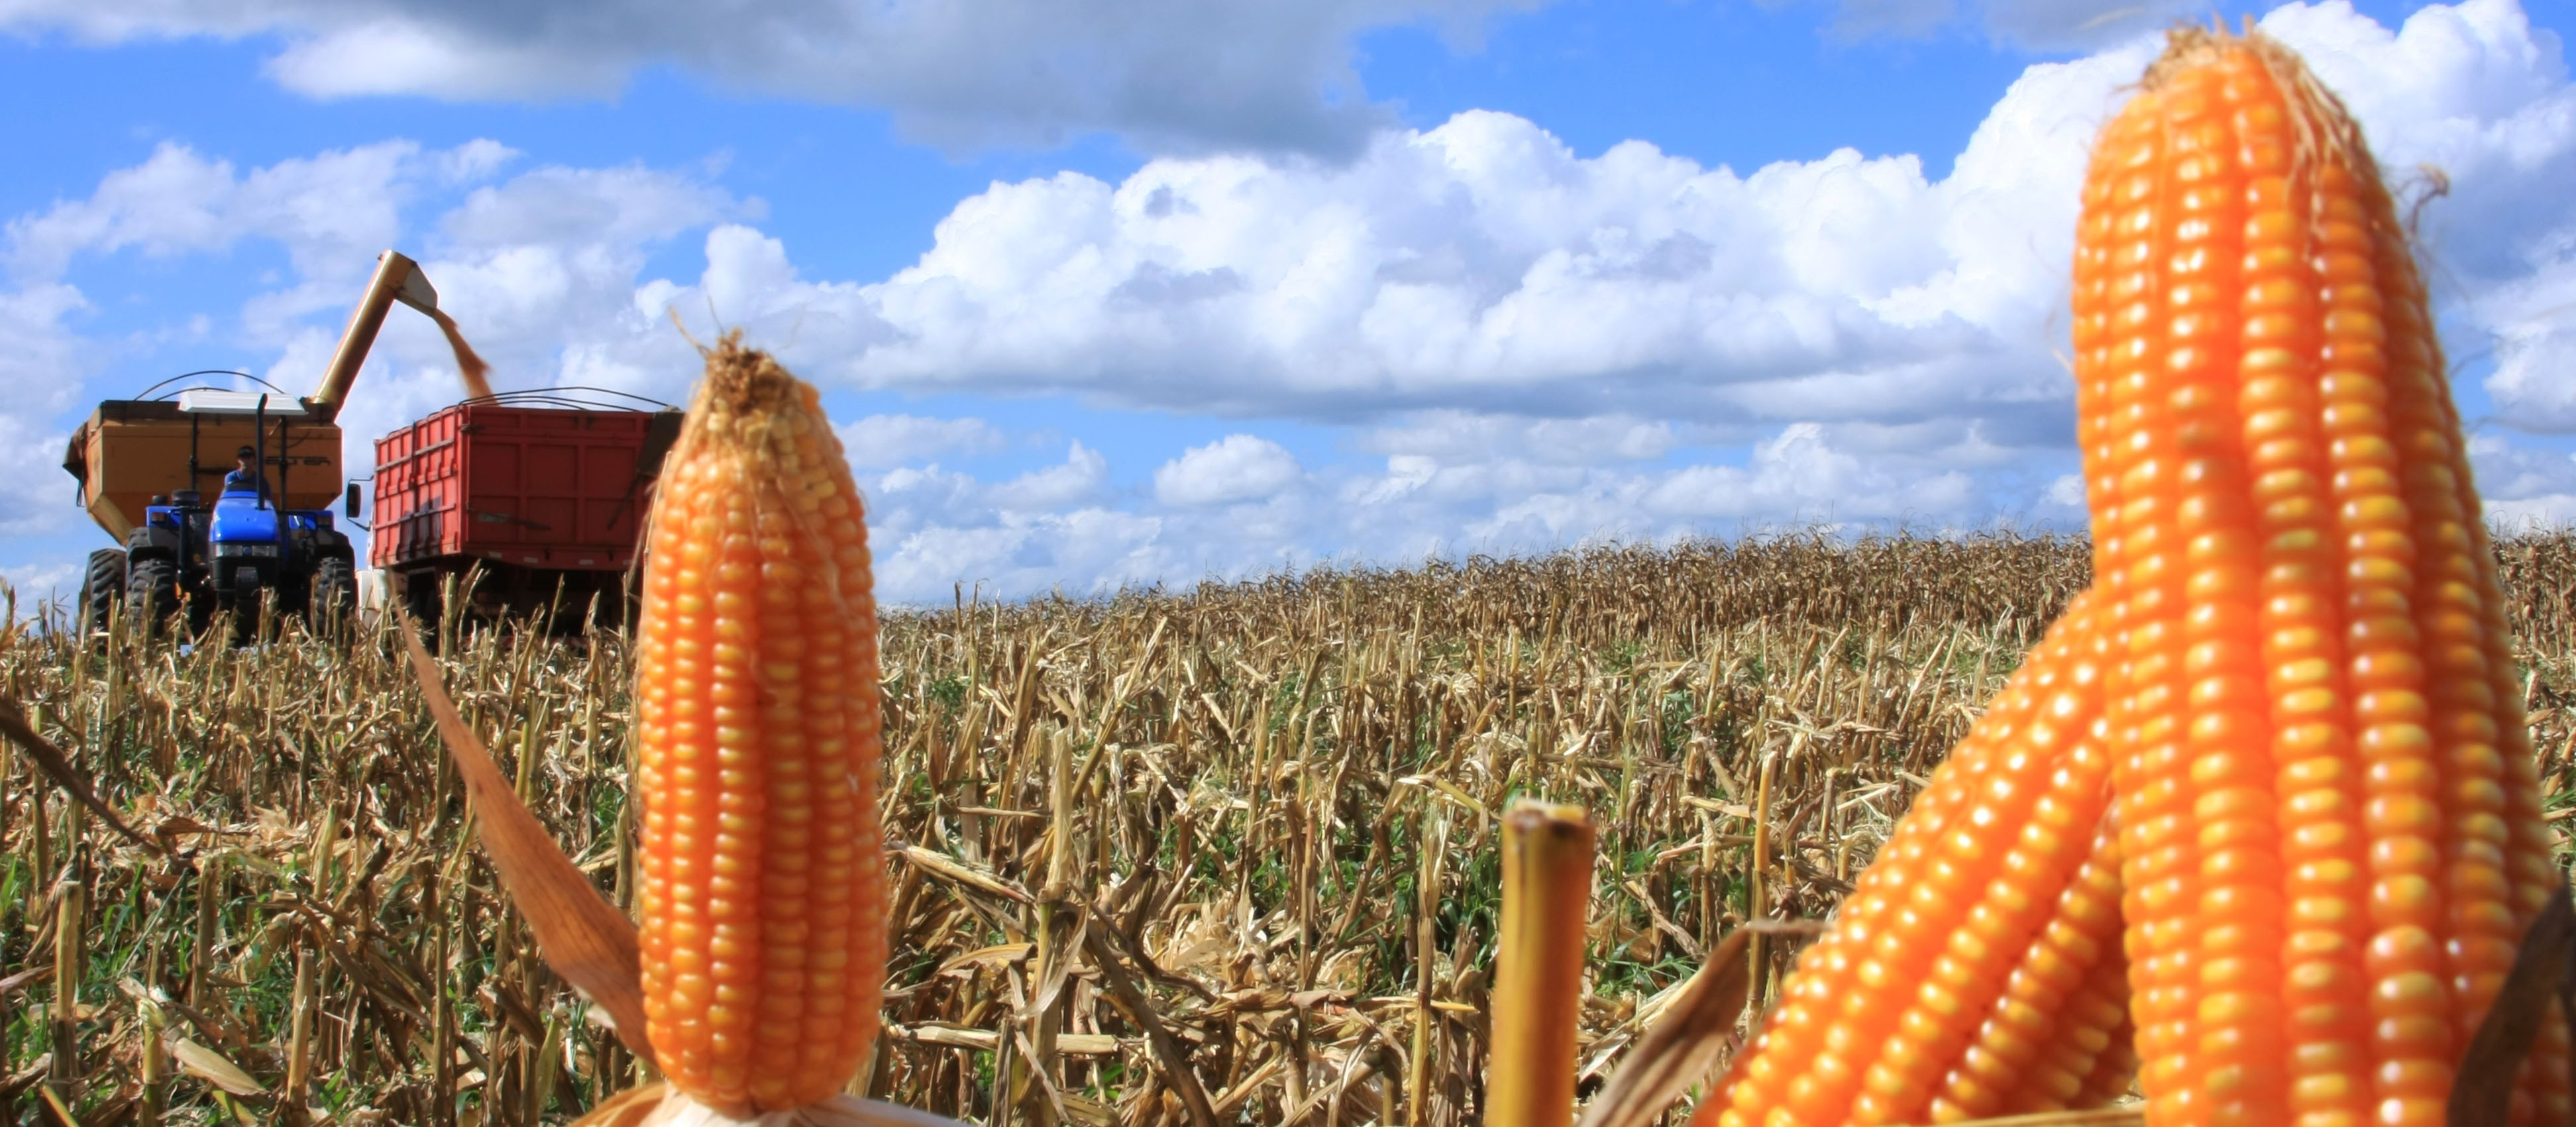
[127,556,180,637]
[79,549,127,636]
[310,557,357,633]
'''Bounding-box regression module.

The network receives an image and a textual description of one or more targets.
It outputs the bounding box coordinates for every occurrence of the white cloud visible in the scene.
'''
[1361,412,1677,464]
[838,408,2044,604]
[0,410,78,539]
[624,0,2572,445]
[2,139,517,287]
[1155,434,1303,506]
[837,414,1008,468]
[0,284,91,540]
[641,47,2158,437]
[1813,0,2222,48]
[988,443,1110,512]
[0,134,734,566]
[0,559,81,617]
[1642,423,1974,523]
[0,0,1540,155]
[1972,0,2204,48]
[2469,432,2576,529]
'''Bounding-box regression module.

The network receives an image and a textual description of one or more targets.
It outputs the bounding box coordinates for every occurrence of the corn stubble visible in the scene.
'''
[0,527,2568,1124]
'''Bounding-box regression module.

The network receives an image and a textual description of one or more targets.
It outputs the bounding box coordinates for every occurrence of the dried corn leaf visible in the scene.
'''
[0,690,163,854]
[2449,885,2576,1127]
[167,1036,266,1096]
[1576,926,1752,1127]
[902,844,1033,903]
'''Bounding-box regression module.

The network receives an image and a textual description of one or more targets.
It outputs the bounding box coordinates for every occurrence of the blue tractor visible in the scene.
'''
[115,429,360,637]
[68,250,441,637]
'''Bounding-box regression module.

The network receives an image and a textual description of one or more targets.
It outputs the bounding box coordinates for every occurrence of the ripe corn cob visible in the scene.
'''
[1929,820,2129,1120]
[2068,28,2558,1127]
[1699,590,2127,1127]
[2073,1006,2143,1108]
[634,333,888,1115]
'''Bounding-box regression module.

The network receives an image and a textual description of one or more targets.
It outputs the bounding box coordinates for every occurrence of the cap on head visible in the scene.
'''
[237,445,257,460]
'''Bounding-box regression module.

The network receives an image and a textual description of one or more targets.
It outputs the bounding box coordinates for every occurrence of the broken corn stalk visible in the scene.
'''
[633,332,888,1117]
[1489,800,1599,1127]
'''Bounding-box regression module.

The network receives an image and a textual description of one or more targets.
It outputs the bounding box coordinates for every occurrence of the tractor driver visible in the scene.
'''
[224,445,272,499]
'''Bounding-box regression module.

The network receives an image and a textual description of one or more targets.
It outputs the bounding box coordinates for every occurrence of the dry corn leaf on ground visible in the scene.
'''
[1696,25,2566,1127]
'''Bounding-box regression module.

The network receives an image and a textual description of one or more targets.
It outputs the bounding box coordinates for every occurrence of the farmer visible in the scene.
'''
[223,445,271,499]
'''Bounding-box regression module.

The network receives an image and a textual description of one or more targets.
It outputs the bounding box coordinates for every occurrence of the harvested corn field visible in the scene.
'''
[1,531,2571,1126]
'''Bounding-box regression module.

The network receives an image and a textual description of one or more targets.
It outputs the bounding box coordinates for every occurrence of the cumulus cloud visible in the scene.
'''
[843,411,2041,603]
[0,0,1540,154]
[3,140,471,286]
[837,414,1008,468]
[626,1,2573,439]
[0,282,93,539]
[1360,412,1677,464]
[1155,435,1303,506]
[2469,433,2576,529]
[0,559,83,614]
[637,44,2155,437]
[0,134,734,548]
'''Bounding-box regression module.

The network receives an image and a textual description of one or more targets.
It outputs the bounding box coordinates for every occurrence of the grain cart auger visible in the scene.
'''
[63,250,443,638]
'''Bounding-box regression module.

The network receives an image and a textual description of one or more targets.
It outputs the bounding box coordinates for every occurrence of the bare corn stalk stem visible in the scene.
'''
[1487,800,1597,1127]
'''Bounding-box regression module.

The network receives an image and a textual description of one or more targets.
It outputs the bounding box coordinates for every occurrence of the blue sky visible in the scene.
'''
[3,0,2571,606]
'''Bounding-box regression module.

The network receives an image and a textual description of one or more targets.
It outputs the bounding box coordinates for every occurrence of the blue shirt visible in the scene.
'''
[223,469,270,497]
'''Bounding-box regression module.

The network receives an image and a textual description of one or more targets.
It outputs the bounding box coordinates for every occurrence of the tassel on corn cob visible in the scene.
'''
[633,332,888,1117]
[2067,27,2557,1127]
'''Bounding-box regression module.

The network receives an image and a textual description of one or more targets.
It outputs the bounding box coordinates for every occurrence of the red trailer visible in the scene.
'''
[368,390,682,627]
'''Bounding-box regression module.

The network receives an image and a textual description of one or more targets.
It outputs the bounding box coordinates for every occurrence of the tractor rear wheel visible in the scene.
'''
[80,549,127,637]
[126,556,180,637]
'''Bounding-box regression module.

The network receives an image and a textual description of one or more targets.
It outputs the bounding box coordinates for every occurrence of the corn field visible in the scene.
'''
[1,531,2570,1126]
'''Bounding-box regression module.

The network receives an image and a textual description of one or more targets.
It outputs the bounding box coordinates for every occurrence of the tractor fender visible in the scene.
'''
[124,522,184,559]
